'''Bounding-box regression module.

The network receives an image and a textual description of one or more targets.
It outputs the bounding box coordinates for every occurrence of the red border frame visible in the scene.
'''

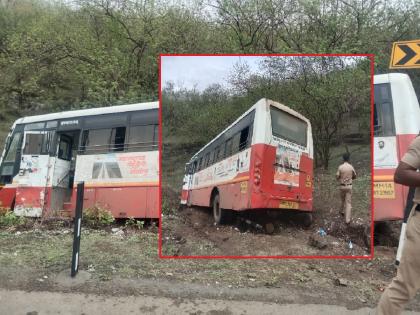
[158,53,375,260]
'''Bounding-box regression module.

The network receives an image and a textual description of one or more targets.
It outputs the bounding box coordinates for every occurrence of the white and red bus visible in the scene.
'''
[374,73,420,221]
[180,98,314,224]
[0,102,159,219]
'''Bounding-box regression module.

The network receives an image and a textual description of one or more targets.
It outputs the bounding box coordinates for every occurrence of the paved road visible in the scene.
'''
[0,289,419,315]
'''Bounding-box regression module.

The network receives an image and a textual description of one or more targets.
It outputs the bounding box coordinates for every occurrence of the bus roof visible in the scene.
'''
[189,98,310,162]
[13,101,158,126]
[374,73,410,85]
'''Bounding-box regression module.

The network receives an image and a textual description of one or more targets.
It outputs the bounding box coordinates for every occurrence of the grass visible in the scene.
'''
[0,226,408,308]
[313,143,371,222]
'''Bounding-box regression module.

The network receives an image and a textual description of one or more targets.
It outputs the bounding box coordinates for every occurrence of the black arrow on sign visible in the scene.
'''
[396,44,417,65]
[417,44,420,64]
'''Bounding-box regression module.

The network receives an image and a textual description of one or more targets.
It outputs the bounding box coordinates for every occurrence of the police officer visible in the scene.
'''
[377,136,420,315]
[336,152,357,224]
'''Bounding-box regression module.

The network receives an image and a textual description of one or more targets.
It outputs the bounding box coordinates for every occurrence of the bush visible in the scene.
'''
[83,205,115,227]
[125,217,144,230]
[162,199,175,215]
[0,207,10,216]
[0,210,27,227]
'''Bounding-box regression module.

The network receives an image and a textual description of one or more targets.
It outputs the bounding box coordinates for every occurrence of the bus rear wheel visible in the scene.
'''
[302,213,313,228]
[212,193,231,225]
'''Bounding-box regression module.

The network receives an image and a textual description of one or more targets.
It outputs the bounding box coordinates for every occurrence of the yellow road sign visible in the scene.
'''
[390,40,420,69]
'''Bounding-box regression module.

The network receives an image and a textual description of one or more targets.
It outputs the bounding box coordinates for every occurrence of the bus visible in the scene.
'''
[180,98,314,226]
[374,73,420,222]
[0,102,159,219]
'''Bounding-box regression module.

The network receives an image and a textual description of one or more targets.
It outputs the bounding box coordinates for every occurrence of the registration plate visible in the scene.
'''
[374,182,395,199]
[279,201,299,209]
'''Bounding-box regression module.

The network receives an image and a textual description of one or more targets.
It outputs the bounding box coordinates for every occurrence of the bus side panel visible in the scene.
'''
[69,186,159,219]
[0,186,17,208]
[146,186,158,218]
[218,181,249,211]
[14,186,45,217]
[374,133,417,221]
[298,153,314,211]
[250,143,313,211]
[189,186,213,207]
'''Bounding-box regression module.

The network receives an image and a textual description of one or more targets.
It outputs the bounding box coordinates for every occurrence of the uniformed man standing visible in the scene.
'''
[377,137,420,315]
[336,153,357,224]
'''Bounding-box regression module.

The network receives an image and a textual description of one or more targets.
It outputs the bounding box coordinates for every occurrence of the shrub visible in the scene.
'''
[0,207,10,216]
[125,217,144,230]
[0,210,26,227]
[162,199,174,215]
[83,205,115,227]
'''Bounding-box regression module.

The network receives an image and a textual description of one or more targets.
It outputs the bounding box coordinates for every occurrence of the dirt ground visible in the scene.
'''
[2,289,419,314]
[161,206,369,257]
[1,222,420,312]
[1,216,414,312]
[161,144,372,257]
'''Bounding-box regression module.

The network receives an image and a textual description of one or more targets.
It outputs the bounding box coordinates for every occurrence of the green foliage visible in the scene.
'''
[0,0,419,155]
[0,209,26,227]
[83,205,115,227]
[162,56,370,169]
[125,217,144,230]
[162,198,174,215]
[0,0,419,125]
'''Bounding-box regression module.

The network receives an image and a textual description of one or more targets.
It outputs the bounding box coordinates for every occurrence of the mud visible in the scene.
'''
[162,205,370,257]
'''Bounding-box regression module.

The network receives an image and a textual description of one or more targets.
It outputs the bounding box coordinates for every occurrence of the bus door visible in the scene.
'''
[49,132,78,211]
[14,130,51,217]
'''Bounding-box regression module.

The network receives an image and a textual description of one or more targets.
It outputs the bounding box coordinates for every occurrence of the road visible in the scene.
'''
[1,289,419,315]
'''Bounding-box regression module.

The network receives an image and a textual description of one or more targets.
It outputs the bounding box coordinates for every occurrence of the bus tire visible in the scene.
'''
[303,213,313,228]
[212,193,230,225]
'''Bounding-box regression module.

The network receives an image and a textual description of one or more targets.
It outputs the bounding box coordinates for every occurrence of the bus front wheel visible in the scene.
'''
[212,193,231,225]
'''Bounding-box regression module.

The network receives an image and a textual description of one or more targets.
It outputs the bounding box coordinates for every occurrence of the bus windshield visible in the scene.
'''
[270,106,307,147]
[3,132,22,162]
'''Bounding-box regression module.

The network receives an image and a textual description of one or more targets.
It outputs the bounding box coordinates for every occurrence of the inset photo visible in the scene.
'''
[160,55,372,258]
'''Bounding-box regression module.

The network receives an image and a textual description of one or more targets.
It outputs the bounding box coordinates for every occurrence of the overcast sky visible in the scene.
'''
[161,56,263,91]
[161,55,365,92]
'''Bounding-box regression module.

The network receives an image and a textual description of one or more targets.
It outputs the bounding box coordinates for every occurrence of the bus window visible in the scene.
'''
[198,157,203,171]
[3,132,22,162]
[270,106,307,146]
[191,160,197,174]
[231,133,241,155]
[127,124,157,151]
[81,129,112,154]
[239,126,250,151]
[224,138,233,158]
[214,146,220,163]
[23,133,46,155]
[204,152,210,168]
[81,127,127,153]
[154,125,158,143]
[111,127,126,152]
[374,83,395,136]
[58,136,72,161]
[209,150,215,166]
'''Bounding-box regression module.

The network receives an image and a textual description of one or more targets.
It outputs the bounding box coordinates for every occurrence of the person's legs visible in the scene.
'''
[340,188,346,215]
[377,209,420,315]
[344,188,352,224]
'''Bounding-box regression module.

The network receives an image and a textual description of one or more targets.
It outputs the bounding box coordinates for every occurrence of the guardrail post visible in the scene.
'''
[71,181,84,277]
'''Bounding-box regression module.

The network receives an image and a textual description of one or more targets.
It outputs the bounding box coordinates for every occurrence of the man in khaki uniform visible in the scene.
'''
[377,136,420,315]
[336,153,356,224]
